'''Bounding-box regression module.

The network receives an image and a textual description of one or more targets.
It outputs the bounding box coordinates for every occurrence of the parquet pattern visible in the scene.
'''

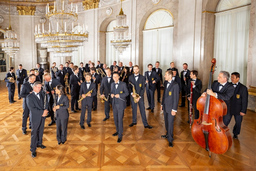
[0,81,256,170]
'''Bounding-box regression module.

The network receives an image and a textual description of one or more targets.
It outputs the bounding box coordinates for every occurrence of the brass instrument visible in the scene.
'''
[120,65,126,77]
[78,88,94,103]
[99,93,109,103]
[64,73,69,88]
[98,68,106,78]
[7,77,15,83]
[129,82,140,103]
[52,93,57,118]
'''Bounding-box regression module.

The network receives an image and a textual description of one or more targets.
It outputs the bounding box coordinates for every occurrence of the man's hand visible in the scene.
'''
[132,94,136,98]
[46,91,50,94]
[188,97,191,101]
[78,82,81,86]
[201,92,206,97]
[53,107,56,112]
[42,110,48,117]
[171,111,176,116]
[207,89,216,97]
[240,112,246,116]
[115,94,120,98]
[136,97,140,103]
[146,80,148,83]
[111,94,114,98]
[82,94,86,99]
[191,81,195,86]
[152,80,156,84]
[87,93,91,97]
[55,105,60,109]
[100,94,105,98]
[80,80,83,83]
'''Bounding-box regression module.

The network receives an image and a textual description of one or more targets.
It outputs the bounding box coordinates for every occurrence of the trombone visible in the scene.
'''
[78,88,94,103]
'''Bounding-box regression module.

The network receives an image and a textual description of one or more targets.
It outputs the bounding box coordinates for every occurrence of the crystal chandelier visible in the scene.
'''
[110,0,131,54]
[1,0,20,58]
[35,0,88,57]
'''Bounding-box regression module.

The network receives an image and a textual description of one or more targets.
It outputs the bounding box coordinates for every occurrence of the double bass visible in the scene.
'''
[191,58,232,155]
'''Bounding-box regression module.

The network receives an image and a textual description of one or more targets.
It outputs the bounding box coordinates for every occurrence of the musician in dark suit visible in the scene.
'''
[96,61,103,69]
[110,61,119,72]
[26,81,48,158]
[70,66,81,112]
[53,85,69,144]
[50,62,58,79]
[85,60,91,73]
[152,61,163,103]
[79,73,96,129]
[56,64,66,86]
[128,65,153,129]
[44,73,61,126]
[64,62,73,94]
[24,69,41,83]
[228,72,248,139]
[145,64,160,112]
[16,64,27,100]
[203,71,235,124]
[120,66,131,106]
[180,63,190,107]
[100,68,114,121]
[186,70,202,120]
[111,72,129,143]
[20,74,36,134]
[167,62,179,77]
[161,70,180,147]
[118,62,124,73]
[128,61,134,74]
[5,67,16,103]
[91,67,101,110]
[79,62,86,82]
[172,70,181,91]
[35,63,44,82]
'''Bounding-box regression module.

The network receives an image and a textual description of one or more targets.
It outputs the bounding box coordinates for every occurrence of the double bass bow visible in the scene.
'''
[191,58,232,155]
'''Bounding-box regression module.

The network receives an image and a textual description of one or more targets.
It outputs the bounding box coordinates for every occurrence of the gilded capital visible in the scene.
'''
[17,6,36,15]
[83,0,100,10]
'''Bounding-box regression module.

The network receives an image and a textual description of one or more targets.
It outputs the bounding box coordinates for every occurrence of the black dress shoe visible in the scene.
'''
[10,101,14,104]
[169,142,173,147]
[58,142,61,145]
[93,108,97,111]
[62,141,65,144]
[87,123,91,127]
[161,135,168,138]
[31,152,37,158]
[158,100,161,103]
[112,132,118,136]
[76,108,81,110]
[22,130,27,135]
[81,125,85,129]
[103,117,109,121]
[46,114,51,118]
[37,144,46,149]
[18,97,21,100]
[129,123,137,127]
[29,126,31,129]
[48,121,55,126]
[146,107,151,110]
[144,125,153,129]
[71,110,76,113]
[233,135,238,139]
[13,100,17,103]
[151,109,154,113]
[179,105,185,107]
[117,137,122,143]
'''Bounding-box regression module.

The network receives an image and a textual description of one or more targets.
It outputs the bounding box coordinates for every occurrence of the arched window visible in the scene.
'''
[143,9,174,73]
[214,0,251,84]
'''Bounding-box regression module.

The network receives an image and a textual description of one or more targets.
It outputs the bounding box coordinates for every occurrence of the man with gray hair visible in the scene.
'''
[202,71,235,125]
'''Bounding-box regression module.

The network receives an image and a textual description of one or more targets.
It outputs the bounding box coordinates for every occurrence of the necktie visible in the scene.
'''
[232,83,237,88]
[36,93,40,99]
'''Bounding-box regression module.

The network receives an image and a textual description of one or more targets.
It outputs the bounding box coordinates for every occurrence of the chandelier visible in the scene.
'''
[110,0,131,54]
[35,0,88,57]
[1,0,19,58]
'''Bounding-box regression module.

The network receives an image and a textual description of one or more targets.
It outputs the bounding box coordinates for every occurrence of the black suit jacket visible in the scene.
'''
[173,76,181,91]
[56,69,66,86]
[180,70,190,87]
[187,78,202,102]
[55,95,69,119]
[24,76,41,83]
[162,81,180,112]
[5,72,16,87]
[70,74,80,96]
[110,65,119,72]
[44,78,61,104]
[80,82,96,106]
[96,64,103,69]
[128,74,146,98]
[64,67,73,83]
[152,67,163,83]
[36,67,44,81]
[85,64,90,72]
[100,76,114,96]
[230,83,248,115]
[16,69,27,84]
[79,67,86,82]
[20,82,33,108]
[91,73,101,91]
[111,81,129,109]
[144,71,160,90]
[50,67,58,79]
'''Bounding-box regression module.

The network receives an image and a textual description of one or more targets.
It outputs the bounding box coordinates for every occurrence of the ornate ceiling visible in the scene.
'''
[0,0,83,6]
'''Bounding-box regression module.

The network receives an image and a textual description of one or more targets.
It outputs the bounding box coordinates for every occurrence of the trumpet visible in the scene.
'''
[99,93,109,103]
[7,77,15,83]
[129,82,140,103]
[78,88,94,103]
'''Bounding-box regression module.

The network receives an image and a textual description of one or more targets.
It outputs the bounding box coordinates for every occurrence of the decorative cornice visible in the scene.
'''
[83,0,100,10]
[17,6,36,15]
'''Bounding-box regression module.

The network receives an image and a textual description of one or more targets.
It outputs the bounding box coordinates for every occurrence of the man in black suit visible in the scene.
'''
[180,63,190,107]
[91,67,101,110]
[100,68,114,121]
[79,73,96,129]
[96,61,103,69]
[152,61,163,103]
[128,65,153,129]
[172,70,181,91]
[202,71,235,124]
[26,81,48,158]
[79,62,86,82]
[228,72,248,139]
[50,62,58,79]
[56,64,66,86]
[111,72,129,143]
[35,63,44,82]
[145,64,160,112]
[186,70,202,120]
[44,73,61,126]
[64,62,73,94]
[85,60,91,73]
[161,70,180,147]
[5,67,16,103]
[110,61,119,72]
[128,61,134,74]
[167,62,179,76]
[70,66,81,112]
[16,64,27,100]
[24,69,41,83]
[20,74,36,134]
[118,62,124,73]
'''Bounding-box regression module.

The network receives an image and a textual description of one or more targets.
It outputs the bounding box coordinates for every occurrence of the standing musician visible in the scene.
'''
[16,64,27,100]
[118,62,124,73]
[167,62,179,76]
[128,61,134,74]
[20,74,36,134]
[44,73,61,126]
[53,85,69,145]
[5,67,16,103]
[228,72,248,139]
[85,60,91,73]
[70,66,81,112]
[172,69,181,91]
[128,65,153,129]
[100,68,114,121]
[120,66,131,106]
[35,63,44,82]
[79,62,86,82]
[202,71,235,125]
[186,70,202,120]
[180,63,190,107]
[24,69,41,83]
[152,61,163,103]
[145,64,160,113]
[64,62,73,94]
[50,62,58,79]
[56,64,66,87]
[111,72,129,143]
[161,70,180,147]
[90,67,101,111]
[96,61,103,69]
[26,81,48,158]
[79,73,96,129]
[110,61,119,72]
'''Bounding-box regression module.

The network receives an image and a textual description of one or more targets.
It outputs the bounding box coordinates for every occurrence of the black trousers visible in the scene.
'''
[17,82,22,98]
[163,109,175,143]
[181,85,187,106]
[146,87,155,109]
[30,117,45,153]
[113,104,124,138]
[131,96,148,126]
[22,103,31,131]
[156,82,161,101]
[188,99,199,121]
[8,85,15,102]
[223,113,243,136]
[93,95,97,109]
[56,118,68,143]
[80,104,92,125]
[104,99,111,118]
[71,94,79,110]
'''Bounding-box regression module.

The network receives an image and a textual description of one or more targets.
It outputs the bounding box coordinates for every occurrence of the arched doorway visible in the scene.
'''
[142,9,174,73]
[214,0,251,84]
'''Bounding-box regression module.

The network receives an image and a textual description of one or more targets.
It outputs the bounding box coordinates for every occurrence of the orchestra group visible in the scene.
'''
[4,60,248,158]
